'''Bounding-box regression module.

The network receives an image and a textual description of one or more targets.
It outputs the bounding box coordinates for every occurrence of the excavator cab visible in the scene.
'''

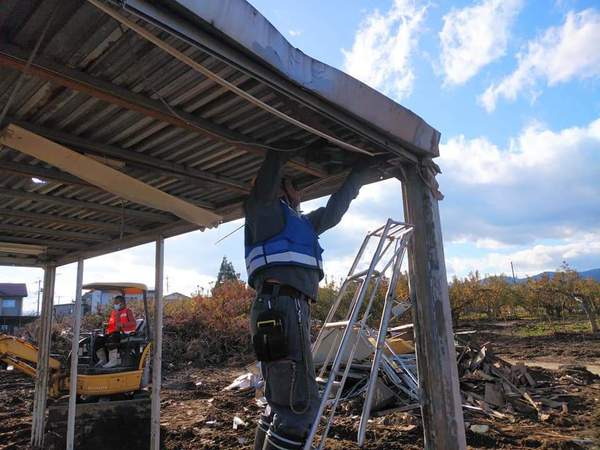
[79,283,151,377]
[72,282,153,397]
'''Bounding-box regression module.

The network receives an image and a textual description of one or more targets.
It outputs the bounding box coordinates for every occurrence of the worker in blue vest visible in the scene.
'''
[246,150,372,450]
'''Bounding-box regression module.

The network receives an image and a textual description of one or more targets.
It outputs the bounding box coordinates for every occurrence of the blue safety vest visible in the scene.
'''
[245,200,324,286]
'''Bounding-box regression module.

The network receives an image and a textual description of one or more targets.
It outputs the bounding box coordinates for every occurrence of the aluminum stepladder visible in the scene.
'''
[304,219,414,450]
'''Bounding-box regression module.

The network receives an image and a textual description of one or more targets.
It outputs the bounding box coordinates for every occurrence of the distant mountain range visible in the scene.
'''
[488,268,600,284]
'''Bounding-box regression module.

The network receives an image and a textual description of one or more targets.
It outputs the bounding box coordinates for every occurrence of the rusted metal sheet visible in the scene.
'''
[0,0,428,266]
[143,0,441,156]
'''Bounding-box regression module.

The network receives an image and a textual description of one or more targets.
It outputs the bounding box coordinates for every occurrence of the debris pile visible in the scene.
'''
[457,339,570,422]
[225,330,599,429]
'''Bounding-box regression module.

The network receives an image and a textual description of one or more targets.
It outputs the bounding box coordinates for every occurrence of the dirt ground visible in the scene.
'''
[465,321,600,365]
[159,362,600,450]
[1,327,599,450]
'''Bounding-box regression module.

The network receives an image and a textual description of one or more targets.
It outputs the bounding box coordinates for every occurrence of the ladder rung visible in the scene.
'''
[316,377,341,385]
[348,268,380,280]
[323,320,350,328]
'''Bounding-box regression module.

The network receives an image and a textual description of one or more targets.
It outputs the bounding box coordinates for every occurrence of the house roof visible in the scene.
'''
[0,0,440,269]
[0,283,28,297]
[164,292,191,300]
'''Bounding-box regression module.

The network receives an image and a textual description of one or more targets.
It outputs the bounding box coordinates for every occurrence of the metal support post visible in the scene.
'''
[400,167,466,450]
[66,258,84,450]
[150,236,164,450]
[30,264,56,448]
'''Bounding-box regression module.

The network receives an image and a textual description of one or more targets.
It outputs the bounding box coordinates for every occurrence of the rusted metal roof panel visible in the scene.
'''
[0,0,436,267]
[134,0,441,157]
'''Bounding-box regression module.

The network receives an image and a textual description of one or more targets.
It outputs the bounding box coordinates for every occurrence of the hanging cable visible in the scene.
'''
[119,25,313,154]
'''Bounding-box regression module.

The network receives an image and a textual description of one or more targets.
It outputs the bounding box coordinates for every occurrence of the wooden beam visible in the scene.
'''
[0,242,46,255]
[0,256,43,267]
[0,224,110,241]
[0,160,90,187]
[400,165,466,450]
[0,235,84,250]
[1,124,222,227]
[9,118,249,194]
[1,153,216,211]
[54,220,196,266]
[1,151,220,205]
[0,187,173,223]
[0,208,141,233]
[0,45,327,178]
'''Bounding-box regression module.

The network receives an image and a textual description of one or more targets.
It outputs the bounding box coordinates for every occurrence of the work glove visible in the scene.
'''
[351,154,388,184]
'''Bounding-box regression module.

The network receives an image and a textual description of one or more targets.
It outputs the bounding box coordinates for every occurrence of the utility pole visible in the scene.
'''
[510,261,517,283]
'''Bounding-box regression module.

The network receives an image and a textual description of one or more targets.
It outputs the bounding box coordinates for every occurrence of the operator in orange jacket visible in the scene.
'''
[95,295,137,368]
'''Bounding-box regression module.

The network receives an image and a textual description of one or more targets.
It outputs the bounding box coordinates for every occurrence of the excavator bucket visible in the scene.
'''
[45,397,151,450]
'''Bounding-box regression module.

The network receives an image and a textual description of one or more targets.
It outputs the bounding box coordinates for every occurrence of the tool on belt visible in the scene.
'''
[253,308,288,361]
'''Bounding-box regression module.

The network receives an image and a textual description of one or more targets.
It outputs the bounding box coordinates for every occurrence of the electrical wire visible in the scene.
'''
[214,223,244,245]
[120,25,313,154]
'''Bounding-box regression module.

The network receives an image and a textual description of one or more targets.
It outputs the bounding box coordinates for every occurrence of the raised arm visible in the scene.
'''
[248,150,295,206]
[306,167,370,235]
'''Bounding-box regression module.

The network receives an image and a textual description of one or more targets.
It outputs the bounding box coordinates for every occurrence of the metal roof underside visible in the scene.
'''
[0,0,441,268]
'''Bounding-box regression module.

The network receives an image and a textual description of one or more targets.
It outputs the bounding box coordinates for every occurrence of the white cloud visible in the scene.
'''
[440,117,600,186]
[342,0,427,100]
[439,0,523,85]
[438,117,600,250]
[480,8,600,112]
[289,29,302,37]
[446,232,600,278]
[474,238,511,250]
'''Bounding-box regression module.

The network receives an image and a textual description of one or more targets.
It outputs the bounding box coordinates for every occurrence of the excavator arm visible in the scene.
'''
[0,334,64,396]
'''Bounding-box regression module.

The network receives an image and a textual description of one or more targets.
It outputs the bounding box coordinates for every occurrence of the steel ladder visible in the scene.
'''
[304,219,413,450]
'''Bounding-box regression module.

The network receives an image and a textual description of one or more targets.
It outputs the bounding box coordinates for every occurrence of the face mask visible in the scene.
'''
[114,304,122,311]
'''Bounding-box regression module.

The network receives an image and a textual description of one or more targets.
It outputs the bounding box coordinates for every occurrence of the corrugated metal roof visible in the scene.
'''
[0,0,439,268]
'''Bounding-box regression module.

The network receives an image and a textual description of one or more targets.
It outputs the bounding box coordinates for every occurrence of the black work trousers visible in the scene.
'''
[250,290,320,444]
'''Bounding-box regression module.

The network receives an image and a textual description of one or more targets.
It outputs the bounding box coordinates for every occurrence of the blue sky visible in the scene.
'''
[3,0,599,312]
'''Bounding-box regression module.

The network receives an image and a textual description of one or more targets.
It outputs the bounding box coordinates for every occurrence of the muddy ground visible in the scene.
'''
[1,327,599,449]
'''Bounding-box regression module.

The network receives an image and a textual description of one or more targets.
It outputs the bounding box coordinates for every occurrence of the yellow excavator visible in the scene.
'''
[0,282,152,398]
[0,282,153,448]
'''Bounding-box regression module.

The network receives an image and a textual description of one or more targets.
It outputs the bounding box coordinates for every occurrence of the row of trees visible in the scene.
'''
[448,262,600,331]
[115,259,597,367]
[208,258,600,333]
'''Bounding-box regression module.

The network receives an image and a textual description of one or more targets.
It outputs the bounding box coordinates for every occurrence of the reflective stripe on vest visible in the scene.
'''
[245,200,324,286]
[106,308,136,334]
